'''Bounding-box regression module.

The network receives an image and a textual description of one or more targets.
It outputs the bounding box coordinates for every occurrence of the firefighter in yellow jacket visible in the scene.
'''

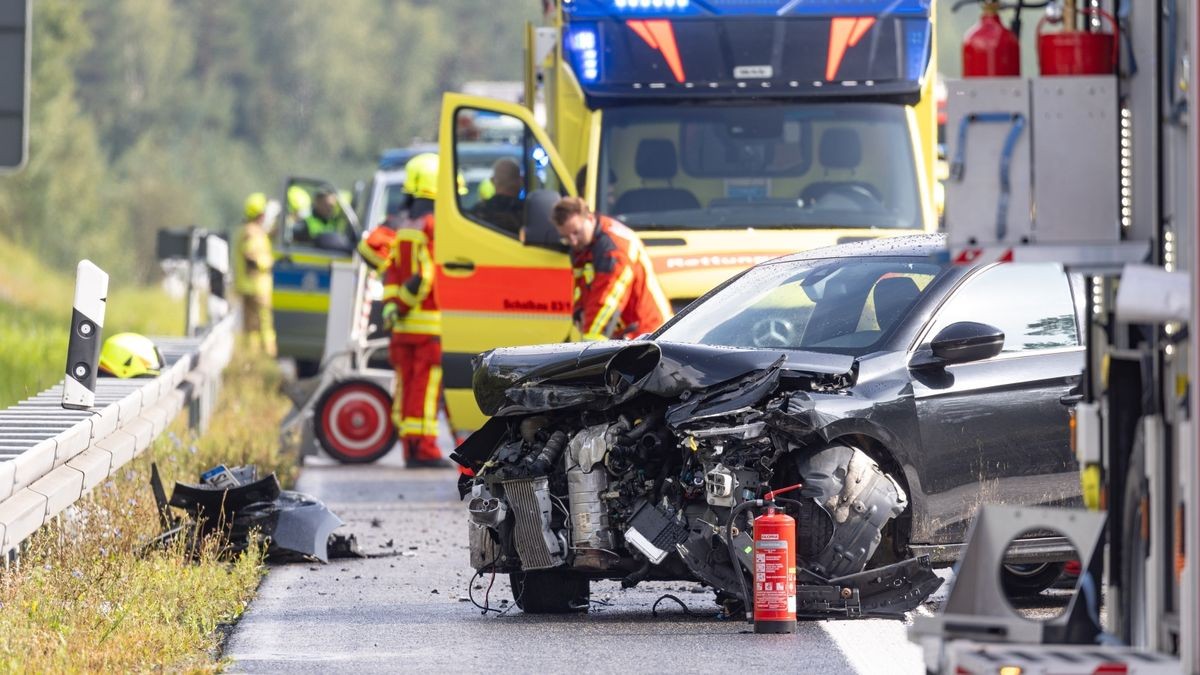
[382,154,450,468]
[234,192,277,357]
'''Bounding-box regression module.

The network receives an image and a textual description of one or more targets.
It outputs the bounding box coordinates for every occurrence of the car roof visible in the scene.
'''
[774,233,948,264]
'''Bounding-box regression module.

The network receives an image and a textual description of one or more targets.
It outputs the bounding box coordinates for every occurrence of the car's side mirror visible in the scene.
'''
[911,321,1004,369]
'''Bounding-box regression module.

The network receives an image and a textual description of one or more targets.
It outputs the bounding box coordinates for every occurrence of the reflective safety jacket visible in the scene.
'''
[357,224,396,272]
[304,214,338,240]
[233,221,273,298]
[571,216,671,341]
[383,212,440,336]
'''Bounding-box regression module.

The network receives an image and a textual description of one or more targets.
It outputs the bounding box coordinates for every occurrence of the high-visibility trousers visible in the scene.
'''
[241,293,276,358]
[389,335,443,461]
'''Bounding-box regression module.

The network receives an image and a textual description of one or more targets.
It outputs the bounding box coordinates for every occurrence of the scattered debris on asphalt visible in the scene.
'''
[328,533,365,559]
[149,462,343,563]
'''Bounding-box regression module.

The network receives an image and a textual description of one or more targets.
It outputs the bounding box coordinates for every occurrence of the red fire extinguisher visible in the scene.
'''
[962,0,1022,77]
[1037,6,1118,76]
[752,486,799,633]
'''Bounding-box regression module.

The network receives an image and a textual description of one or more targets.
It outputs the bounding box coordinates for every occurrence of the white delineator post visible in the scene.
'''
[61,260,108,411]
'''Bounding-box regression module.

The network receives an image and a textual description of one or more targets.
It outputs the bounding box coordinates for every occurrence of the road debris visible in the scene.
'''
[149,462,344,563]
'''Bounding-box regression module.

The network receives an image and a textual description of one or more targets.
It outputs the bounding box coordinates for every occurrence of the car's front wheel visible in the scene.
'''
[510,570,590,613]
[1001,562,1066,597]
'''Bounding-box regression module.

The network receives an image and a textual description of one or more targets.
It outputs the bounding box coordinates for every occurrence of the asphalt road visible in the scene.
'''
[222,451,1069,674]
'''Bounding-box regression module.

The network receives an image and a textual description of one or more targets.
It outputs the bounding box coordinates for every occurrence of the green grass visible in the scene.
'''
[0,237,298,669]
[0,235,185,407]
[0,349,295,671]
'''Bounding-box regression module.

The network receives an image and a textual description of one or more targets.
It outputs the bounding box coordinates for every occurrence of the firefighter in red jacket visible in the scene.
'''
[551,197,672,341]
[381,153,450,468]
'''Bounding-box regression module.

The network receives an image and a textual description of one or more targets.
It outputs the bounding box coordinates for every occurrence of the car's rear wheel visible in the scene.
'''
[1119,424,1150,646]
[1001,562,1066,597]
[510,570,590,614]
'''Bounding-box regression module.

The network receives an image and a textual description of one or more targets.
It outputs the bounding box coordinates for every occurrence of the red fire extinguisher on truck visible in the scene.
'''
[727,483,805,634]
[1037,4,1119,76]
[960,0,1022,77]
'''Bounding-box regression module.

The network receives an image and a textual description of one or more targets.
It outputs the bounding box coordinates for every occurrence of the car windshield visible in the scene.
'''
[598,103,922,231]
[656,256,944,355]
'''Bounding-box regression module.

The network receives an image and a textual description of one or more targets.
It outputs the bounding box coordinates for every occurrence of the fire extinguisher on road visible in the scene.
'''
[726,483,805,634]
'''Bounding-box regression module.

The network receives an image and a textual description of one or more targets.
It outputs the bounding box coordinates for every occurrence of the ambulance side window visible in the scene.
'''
[453,107,568,242]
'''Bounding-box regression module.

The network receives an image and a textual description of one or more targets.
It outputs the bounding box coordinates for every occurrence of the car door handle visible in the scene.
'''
[443,259,476,272]
[1059,393,1084,406]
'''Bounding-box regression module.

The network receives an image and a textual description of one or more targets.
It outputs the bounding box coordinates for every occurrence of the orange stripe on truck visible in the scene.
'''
[437,266,572,315]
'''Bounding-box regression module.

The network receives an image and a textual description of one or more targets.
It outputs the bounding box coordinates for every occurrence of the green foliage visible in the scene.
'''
[0,351,293,671]
[0,0,538,283]
[0,234,183,408]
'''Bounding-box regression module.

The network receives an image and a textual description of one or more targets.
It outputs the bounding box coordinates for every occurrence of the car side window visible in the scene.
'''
[926,263,1079,354]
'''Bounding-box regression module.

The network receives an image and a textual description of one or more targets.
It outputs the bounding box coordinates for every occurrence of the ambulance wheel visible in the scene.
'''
[510,570,590,614]
[314,379,395,464]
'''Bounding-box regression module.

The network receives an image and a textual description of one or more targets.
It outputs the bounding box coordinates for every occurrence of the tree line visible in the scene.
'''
[0,0,536,283]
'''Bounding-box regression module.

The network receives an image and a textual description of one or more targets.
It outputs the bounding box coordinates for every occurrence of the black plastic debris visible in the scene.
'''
[150,462,345,563]
[327,533,366,559]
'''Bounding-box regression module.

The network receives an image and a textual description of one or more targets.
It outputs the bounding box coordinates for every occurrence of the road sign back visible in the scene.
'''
[0,0,29,172]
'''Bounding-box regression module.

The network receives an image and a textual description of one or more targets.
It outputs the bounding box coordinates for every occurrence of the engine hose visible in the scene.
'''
[623,410,663,442]
[726,500,760,622]
[621,559,652,588]
[525,430,568,474]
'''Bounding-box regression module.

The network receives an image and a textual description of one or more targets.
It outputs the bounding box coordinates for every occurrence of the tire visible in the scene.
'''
[313,379,395,464]
[1001,562,1066,597]
[509,570,590,614]
[1118,425,1149,646]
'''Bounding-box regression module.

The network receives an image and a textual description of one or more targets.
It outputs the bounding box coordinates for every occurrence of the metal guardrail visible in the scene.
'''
[0,314,235,558]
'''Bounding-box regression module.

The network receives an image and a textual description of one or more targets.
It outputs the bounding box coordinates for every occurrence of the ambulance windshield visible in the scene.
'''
[596,102,921,231]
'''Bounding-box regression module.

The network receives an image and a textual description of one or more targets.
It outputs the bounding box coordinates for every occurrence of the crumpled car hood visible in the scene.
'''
[472,340,855,417]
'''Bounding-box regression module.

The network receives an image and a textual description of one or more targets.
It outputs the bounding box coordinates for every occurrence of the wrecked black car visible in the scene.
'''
[453,235,1085,615]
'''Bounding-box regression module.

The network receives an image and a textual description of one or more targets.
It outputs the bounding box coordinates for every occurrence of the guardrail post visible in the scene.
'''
[62,260,108,411]
[184,227,201,337]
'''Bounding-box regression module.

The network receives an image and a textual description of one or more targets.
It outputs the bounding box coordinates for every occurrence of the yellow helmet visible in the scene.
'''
[244,192,267,220]
[403,153,440,200]
[287,185,312,216]
[99,333,164,379]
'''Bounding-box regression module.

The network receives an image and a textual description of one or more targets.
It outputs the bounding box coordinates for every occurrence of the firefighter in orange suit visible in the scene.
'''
[551,196,672,341]
[381,153,450,468]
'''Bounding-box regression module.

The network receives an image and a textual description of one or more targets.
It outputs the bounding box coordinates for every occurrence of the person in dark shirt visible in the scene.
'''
[471,158,524,235]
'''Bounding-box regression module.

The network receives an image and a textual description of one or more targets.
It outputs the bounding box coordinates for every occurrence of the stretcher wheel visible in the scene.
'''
[314,379,395,463]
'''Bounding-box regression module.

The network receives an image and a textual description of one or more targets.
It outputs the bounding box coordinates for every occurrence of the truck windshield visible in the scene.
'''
[597,103,921,231]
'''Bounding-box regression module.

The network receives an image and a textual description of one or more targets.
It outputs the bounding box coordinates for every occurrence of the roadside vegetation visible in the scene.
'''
[0,348,295,671]
[0,234,183,408]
